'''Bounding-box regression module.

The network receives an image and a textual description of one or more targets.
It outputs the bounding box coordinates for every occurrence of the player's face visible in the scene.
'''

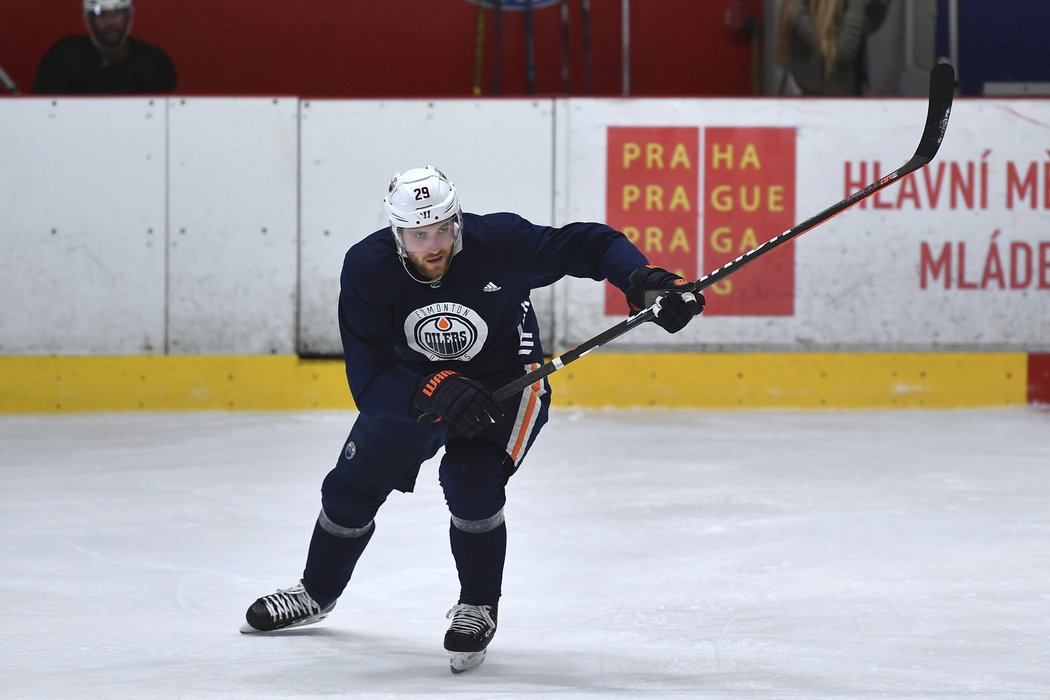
[402,217,458,279]
[87,9,130,49]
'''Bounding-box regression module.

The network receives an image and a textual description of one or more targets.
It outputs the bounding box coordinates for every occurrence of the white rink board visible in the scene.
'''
[556,98,1050,351]
[0,98,166,354]
[1,96,1047,357]
[298,99,555,355]
[167,98,299,354]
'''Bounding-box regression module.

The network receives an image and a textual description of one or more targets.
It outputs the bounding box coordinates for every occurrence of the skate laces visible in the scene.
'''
[446,604,494,635]
[262,584,321,622]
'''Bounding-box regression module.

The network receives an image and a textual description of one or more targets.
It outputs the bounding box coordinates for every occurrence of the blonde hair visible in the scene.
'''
[778,0,846,77]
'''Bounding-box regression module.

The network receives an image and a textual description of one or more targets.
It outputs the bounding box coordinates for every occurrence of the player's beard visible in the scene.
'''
[406,244,454,280]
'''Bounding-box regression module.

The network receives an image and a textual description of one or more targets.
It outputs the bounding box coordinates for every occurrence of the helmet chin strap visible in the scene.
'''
[399,255,446,288]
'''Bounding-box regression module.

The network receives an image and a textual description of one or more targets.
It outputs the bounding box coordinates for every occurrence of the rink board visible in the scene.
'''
[3,98,1048,358]
[1,353,1045,412]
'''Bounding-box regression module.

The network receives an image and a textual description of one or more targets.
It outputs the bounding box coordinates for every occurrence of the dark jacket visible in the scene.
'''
[34,35,176,94]
[784,0,889,96]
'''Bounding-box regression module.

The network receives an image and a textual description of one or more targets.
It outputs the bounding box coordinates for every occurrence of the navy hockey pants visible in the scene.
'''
[302,379,550,607]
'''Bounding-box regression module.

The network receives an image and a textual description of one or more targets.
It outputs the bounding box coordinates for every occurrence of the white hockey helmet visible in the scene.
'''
[83,0,133,50]
[383,165,463,244]
[84,0,132,12]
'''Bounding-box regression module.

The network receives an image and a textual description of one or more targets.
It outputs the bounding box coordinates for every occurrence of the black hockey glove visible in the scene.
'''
[414,370,506,438]
[626,265,705,333]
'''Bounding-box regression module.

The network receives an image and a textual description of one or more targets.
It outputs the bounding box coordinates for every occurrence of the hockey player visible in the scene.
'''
[241,166,704,673]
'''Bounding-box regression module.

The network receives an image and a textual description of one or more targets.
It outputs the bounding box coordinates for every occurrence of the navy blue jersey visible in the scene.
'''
[339,212,646,420]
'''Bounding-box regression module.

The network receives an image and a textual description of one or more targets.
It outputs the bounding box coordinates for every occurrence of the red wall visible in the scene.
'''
[1029,354,1050,407]
[0,0,761,97]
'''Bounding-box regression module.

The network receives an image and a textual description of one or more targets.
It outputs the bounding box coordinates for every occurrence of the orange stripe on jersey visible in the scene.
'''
[507,362,543,464]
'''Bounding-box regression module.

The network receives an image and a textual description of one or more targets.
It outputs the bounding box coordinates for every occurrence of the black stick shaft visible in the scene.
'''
[486,64,955,403]
[492,307,657,401]
[698,63,953,291]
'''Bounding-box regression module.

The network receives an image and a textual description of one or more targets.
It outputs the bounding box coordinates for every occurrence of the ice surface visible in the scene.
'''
[2,408,1049,699]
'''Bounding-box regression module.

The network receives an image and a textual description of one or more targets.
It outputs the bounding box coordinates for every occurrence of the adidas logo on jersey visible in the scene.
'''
[482,282,501,292]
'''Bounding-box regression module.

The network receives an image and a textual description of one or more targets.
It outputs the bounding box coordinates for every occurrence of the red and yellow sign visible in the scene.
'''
[605,127,700,314]
[702,127,796,315]
[605,126,797,317]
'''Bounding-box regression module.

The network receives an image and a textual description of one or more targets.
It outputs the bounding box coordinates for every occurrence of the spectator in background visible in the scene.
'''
[777,0,890,95]
[33,0,176,94]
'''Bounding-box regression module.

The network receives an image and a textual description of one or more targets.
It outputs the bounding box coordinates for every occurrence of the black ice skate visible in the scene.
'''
[240,581,335,633]
[444,603,498,673]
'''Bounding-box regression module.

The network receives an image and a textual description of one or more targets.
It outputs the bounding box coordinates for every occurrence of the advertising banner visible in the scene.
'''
[559,98,1050,351]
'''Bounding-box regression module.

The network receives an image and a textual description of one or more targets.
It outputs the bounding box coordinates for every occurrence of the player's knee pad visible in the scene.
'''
[439,438,509,523]
[320,468,388,531]
[317,506,374,539]
[451,507,505,534]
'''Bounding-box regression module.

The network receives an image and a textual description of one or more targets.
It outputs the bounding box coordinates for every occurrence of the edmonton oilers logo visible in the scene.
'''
[404,304,489,361]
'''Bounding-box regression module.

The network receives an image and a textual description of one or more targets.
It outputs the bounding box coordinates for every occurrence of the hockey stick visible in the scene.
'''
[483,63,955,404]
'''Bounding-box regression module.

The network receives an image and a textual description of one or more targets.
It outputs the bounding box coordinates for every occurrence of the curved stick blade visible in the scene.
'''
[914,63,955,164]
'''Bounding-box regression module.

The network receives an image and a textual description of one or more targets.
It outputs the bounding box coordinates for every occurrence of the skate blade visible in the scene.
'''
[449,650,486,674]
[239,612,330,634]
